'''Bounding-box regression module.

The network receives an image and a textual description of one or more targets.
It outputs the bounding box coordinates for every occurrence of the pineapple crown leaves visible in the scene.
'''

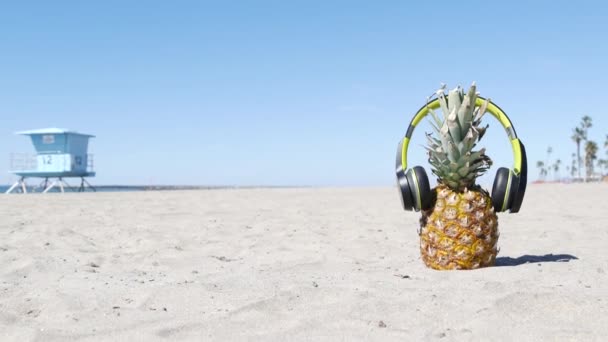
[425,82,493,190]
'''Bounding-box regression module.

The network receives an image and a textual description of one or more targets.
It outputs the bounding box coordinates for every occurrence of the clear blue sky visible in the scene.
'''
[1,1,607,186]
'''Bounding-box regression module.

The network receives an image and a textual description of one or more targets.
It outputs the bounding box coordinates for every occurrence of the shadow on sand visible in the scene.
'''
[495,254,578,266]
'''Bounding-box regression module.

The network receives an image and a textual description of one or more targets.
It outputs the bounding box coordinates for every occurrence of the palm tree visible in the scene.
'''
[571,127,585,180]
[576,116,593,181]
[546,146,553,178]
[581,116,593,134]
[570,153,577,178]
[536,161,546,181]
[553,159,561,181]
[585,140,598,181]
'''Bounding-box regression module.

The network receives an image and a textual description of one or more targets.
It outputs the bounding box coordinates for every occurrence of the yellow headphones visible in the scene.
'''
[395,97,528,213]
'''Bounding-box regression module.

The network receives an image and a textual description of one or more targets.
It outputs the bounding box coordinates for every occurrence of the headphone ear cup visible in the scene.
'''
[396,169,415,211]
[406,166,431,211]
[507,173,520,211]
[414,166,432,211]
[510,140,527,213]
[492,168,512,212]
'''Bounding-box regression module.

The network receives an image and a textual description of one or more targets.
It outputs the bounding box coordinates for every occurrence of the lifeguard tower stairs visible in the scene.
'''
[6,128,96,193]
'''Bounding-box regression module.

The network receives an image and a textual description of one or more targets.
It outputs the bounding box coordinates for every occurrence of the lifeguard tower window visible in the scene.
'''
[43,135,55,144]
[6,128,96,193]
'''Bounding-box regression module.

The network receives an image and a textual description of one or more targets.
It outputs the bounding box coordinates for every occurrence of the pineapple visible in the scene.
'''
[420,83,498,270]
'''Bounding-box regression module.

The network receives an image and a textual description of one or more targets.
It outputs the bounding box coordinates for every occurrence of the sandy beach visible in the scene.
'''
[0,183,607,341]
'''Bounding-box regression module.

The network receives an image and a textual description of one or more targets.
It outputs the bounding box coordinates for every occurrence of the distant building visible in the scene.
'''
[6,128,96,193]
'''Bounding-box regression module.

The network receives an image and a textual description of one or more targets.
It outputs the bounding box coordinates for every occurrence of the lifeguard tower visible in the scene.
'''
[6,128,96,193]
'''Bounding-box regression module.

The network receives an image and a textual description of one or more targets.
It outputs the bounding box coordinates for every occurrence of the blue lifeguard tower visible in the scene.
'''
[6,128,96,193]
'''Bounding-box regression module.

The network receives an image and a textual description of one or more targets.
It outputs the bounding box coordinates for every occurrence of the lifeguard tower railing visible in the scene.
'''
[9,153,95,174]
[7,153,96,193]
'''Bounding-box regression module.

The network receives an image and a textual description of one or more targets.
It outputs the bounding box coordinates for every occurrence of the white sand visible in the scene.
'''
[0,183,607,341]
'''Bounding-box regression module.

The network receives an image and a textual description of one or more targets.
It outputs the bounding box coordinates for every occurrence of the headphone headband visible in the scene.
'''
[399,96,523,175]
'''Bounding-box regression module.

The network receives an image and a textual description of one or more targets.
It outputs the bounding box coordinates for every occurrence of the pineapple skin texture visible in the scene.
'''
[420,185,499,270]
